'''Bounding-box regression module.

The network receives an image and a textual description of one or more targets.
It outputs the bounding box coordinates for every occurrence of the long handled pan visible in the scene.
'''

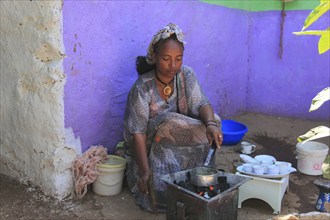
[189,142,220,187]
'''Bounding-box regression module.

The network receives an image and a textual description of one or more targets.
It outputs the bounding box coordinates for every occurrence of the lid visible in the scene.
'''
[98,155,126,169]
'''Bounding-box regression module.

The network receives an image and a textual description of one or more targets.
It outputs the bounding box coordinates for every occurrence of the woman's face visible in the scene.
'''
[154,39,184,79]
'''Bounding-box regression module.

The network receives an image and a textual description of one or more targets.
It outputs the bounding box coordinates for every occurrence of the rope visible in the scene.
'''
[72,145,108,198]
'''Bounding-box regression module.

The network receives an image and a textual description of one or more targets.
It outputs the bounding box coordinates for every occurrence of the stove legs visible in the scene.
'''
[176,201,188,220]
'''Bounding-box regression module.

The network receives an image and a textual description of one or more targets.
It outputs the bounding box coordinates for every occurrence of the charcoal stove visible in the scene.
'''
[161,169,250,220]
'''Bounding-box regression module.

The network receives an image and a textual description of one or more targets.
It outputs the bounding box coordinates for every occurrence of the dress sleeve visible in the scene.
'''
[183,66,210,117]
[124,81,150,134]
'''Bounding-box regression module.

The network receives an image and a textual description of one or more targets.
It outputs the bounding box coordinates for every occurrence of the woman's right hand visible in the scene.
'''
[206,125,223,148]
[137,170,150,194]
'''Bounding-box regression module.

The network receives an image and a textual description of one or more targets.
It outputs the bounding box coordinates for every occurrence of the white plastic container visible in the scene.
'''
[93,155,126,196]
[296,141,329,175]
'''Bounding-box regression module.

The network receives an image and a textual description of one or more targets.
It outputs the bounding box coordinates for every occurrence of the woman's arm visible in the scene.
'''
[133,133,150,194]
[199,104,223,148]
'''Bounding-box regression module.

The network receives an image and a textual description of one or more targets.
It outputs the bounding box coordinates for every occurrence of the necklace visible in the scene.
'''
[155,73,174,102]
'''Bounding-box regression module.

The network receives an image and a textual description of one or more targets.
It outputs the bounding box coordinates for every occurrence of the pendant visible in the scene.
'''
[163,85,172,96]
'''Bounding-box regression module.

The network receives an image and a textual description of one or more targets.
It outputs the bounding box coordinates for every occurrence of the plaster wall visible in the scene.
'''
[0,1,80,199]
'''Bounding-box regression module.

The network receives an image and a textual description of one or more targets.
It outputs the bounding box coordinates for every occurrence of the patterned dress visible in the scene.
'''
[123,65,218,212]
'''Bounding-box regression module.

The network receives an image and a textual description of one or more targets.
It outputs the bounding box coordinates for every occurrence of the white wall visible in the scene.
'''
[0,0,80,199]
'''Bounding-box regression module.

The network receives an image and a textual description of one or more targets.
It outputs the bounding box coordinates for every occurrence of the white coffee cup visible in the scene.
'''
[275,161,292,174]
[241,142,256,154]
[253,165,264,175]
[268,165,280,175]
[261,164,269,174]
[243,164,254,173]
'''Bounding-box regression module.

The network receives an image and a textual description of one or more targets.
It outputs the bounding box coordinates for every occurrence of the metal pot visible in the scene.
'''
[189,167,219,187]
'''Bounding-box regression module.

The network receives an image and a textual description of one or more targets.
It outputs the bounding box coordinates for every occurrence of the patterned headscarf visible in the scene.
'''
[146,23,186,65]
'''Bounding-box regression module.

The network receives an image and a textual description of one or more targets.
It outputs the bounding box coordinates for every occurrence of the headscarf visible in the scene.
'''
[146,23,186,65]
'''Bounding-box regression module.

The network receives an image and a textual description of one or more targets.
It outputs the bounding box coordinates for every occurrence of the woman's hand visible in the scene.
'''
[199,104,223,148]
[206,125,223,148]
[137,169,150,194]
[133,133,150,194]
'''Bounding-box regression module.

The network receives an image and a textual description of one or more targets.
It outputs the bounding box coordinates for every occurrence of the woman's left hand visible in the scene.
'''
[206,125,223,148]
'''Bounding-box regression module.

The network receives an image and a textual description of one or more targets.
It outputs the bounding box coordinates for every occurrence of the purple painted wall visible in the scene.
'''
[247,10,330,120]
[63,1,329,152]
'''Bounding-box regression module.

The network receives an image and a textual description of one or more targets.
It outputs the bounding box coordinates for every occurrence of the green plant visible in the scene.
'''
[297,87,330,142]
[293,0,330,54]
[293,0,330,143]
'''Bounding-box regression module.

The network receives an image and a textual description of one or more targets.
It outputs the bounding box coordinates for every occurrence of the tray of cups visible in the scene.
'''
[237,162,297,178]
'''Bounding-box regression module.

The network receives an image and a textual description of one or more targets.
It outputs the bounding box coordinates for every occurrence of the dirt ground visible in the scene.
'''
[1,112,329,220]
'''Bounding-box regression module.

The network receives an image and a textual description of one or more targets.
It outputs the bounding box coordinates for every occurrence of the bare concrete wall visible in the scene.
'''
[0,1,80,199]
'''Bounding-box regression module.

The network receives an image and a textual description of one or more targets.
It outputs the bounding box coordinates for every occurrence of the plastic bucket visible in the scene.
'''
[92,155,126,196]
[296,141,329,175]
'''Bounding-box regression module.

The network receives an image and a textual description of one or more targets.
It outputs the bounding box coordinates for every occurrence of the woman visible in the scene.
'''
[123,23,223,212]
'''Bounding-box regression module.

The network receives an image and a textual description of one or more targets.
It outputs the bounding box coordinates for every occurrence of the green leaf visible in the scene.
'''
[318,28,330,54]
[309,87,330,112]
[293,30,325,36]
[302,2,330,31]
[297,126,330,143]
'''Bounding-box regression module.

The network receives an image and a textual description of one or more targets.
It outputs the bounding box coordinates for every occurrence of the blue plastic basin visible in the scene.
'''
[221,120,248,145]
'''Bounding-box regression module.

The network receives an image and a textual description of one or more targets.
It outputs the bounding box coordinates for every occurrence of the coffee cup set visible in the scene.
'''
[239,154,296,177]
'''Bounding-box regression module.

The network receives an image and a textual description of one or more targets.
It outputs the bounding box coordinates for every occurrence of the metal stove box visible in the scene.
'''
[161,170,250,220]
